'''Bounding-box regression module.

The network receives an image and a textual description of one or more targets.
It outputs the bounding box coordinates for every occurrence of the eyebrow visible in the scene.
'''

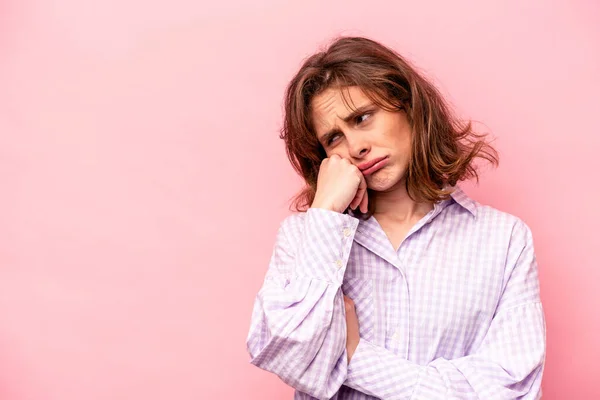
[318,103,375,145]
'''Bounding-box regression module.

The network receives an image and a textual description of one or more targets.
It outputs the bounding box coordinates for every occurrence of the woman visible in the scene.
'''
[246,36,545,400]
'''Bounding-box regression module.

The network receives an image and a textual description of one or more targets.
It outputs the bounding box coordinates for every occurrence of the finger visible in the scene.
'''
[359,188,369,214]
[344,298,355,314]
[348,173,364,210]
[353,173,367,212]
[349,190,362,210]
[343,295,354,306]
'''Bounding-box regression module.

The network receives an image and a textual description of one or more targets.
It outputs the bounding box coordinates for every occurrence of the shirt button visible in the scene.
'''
[335,259,343,269]
[343,228,351,237]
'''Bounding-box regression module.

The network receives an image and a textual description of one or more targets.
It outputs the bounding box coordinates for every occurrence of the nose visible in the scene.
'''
[346,132,370,159]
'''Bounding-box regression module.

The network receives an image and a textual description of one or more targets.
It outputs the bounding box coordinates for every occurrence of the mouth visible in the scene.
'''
[358,156,389,175]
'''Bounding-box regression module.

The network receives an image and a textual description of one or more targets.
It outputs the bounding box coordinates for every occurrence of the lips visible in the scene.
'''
[358,156,388,172]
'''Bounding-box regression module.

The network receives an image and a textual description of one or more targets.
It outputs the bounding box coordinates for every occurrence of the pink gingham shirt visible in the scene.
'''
[246,186,546,399]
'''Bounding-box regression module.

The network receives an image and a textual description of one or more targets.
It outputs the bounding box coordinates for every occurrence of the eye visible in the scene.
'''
[355,112,372,125]
[326,133,341,146]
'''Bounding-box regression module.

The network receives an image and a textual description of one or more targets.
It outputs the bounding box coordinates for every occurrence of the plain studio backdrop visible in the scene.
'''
[1,0,599,399]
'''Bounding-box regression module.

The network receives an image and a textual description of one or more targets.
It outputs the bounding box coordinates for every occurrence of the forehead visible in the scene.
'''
[311,86,371,132]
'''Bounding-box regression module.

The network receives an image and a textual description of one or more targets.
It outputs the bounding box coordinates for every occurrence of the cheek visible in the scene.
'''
[382,125,411,151]
[327,148,347,160]
[395,126,413,151]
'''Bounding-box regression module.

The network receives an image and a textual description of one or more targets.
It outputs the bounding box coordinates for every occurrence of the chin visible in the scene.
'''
[367,168,406,192]
[366,168,405,192]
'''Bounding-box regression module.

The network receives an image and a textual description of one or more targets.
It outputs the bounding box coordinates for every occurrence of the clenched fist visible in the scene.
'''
[310,155,368,214]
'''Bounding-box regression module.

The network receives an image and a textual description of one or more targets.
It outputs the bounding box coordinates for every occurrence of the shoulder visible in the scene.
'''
[450,186,532,237]
[471,202,535,247]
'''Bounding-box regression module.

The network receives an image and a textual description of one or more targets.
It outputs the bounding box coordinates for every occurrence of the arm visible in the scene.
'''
[344,220,546,400]
[246,208,359,399]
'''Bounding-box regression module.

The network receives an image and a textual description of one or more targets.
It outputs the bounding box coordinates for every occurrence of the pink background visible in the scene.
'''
[1,0,598,398]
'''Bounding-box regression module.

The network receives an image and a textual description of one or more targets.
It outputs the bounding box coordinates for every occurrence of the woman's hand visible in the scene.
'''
[311,155,368,214]
[344,294,361,363]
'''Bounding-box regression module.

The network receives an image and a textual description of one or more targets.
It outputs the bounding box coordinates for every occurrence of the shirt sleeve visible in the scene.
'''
[344,220,546,400]
[246,208,360,400]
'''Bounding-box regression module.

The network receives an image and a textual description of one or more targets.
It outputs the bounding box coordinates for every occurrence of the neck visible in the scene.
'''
[372,182,433,223]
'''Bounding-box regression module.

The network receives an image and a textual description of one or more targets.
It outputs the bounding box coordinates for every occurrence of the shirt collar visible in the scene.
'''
[348,185,477,266]
[445,185,478,218]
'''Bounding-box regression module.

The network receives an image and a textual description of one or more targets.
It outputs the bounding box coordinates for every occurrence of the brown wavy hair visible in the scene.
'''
[280,36,498,219]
